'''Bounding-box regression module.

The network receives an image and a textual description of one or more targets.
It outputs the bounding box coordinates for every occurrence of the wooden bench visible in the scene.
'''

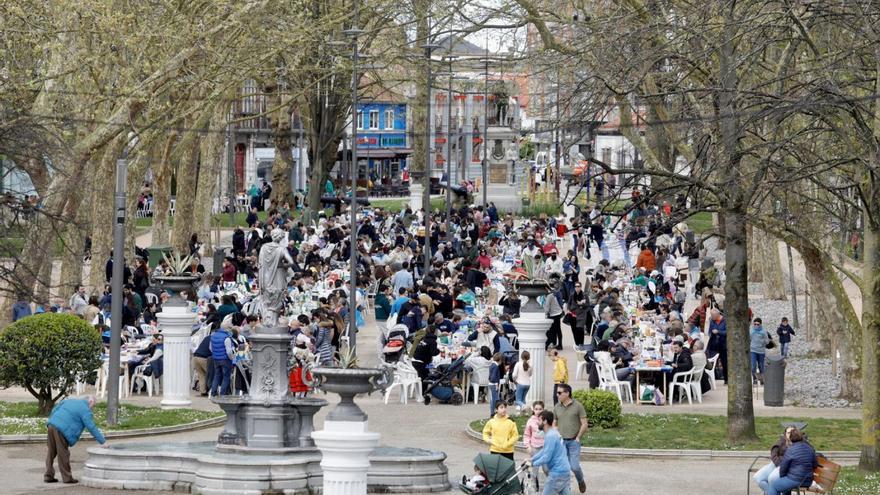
[797,456,841,494]
[748,454,841,495]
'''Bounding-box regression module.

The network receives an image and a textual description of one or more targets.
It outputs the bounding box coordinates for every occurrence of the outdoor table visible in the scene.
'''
[632,363,673,406]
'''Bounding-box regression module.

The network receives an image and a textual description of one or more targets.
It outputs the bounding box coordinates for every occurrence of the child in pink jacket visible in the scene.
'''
[522,400,547,488]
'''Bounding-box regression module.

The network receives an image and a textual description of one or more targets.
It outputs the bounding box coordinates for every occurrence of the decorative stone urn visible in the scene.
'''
[512,279,553,312]
[152,274,200,306]
[309,367,392,421]
[153,274,199,409]
[311,366,392,495]
[512,278,557,405]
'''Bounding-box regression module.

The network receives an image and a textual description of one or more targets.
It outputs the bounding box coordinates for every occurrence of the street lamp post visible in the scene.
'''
[422,39,439,277]
[482,44,489,208]
[443,57,458,242]
[107,150,128,425]
[344,15,363,353]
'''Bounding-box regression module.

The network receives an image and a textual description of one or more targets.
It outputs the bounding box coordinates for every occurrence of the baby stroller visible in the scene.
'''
[458,453,531,495]
[422,353,467,405]
[382,324,410,364]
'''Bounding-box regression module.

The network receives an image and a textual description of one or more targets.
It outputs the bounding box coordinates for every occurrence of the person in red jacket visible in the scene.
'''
[635,244,657,272]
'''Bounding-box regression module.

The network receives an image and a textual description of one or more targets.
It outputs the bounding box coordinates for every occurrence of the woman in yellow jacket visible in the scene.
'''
[482,402,519,460]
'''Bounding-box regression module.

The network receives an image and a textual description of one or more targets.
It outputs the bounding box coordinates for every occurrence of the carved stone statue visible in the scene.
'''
[257,228,293,327]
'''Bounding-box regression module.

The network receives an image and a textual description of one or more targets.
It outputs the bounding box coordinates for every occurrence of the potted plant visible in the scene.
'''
[308,345,392,422]
[509,256,560,312]
[153,251,200,304]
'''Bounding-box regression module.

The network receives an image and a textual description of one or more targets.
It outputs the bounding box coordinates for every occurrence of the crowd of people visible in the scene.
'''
[7,183,816,494]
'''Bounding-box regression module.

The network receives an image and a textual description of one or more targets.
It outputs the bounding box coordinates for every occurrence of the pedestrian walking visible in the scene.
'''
[526,410,572,495]
[45,396,106,484]
[776,317,796,358]
[553,384,587,493]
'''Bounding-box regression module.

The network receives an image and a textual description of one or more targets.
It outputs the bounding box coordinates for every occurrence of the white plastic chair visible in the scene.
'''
[670,370,694,404]
[144,292,159,306]
[574,349,588,381]
[96,360,128,399]
[383,361,422,404]
[705,354,719,390]
[130,364,161,397]
[689,363,706,404]
[595,362,633,403]
[469,363,492,405]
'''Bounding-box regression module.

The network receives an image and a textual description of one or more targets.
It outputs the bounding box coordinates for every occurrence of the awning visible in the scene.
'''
[338,148,413,159]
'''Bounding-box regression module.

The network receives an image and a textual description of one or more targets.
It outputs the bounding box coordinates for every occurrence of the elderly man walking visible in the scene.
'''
[45,396,106,484]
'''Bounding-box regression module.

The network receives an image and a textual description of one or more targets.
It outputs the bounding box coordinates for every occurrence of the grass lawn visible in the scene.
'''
[470,413,861,452]
[370,197,446,212]
[688,211,714,234]
[837,466,880,495]
[135,210,274,228]
[0,401,221,435]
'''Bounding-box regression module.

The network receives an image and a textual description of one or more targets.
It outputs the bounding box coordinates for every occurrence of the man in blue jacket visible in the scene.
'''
[45,396,106,484]
[526,411,572,494]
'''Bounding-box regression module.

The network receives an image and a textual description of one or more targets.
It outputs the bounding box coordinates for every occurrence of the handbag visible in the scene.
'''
[766,338,776,350]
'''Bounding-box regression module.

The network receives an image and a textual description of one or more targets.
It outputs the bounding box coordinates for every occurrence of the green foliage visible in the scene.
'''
[0,314,103,415]
[572,389,622,428]
[519,138,535,160]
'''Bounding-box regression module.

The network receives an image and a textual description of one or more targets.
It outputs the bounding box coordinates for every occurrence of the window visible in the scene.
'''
[369,110,379,129]
[601,147,612,165]
[384,109,395,129]
[357,111,364,130]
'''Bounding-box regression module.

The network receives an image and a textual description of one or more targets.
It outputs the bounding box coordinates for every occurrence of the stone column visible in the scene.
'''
[409,182,424,211]
[312,420,380,495]
[158,305,195,409]
[517,298,549,405]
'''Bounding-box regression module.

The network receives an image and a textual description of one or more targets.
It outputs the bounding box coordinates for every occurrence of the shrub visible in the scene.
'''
[0,313,103,415]
[572,389,622,428]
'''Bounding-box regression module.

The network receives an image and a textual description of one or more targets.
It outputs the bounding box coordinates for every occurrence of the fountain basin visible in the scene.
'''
[82,441,451,494]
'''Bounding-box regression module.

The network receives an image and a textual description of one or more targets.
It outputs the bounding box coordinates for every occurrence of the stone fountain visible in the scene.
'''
[82,236,450,494]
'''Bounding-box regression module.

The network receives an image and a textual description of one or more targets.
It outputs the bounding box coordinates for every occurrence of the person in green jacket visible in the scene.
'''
[374,284,392,323]
[45,396,106,484]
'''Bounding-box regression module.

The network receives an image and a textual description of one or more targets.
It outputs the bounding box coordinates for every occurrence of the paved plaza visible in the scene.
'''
[0,304,860,495]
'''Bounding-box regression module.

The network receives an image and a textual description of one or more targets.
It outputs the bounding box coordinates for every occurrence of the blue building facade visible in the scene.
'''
[355,102,410,183]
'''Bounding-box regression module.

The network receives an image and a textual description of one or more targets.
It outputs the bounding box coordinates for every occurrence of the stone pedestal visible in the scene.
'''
[158,305,195,409]
[312,420,381,495]
[409,183,424,211]
[516,300,549,405]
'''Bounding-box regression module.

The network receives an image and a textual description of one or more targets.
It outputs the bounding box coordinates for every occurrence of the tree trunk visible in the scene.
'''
[756,229,786,300]
[747,225,763,283]
[170,133,201,254]
[860,215,880,470]
[715,211,727,249]
[125,148,154,255]
[37,396,54,417]
[195,115,226,258]
[88,140,125,291]
[725,210,758,442]
[151,133,177,247]
[58,190,89,297]
[410,2,429,176]
[267,83,293,207]
[798,241,862,401]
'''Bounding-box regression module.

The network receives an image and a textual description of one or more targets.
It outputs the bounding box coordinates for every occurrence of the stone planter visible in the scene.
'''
[153,274,199,306]
[512,279,553,312]
[310,367,392,421]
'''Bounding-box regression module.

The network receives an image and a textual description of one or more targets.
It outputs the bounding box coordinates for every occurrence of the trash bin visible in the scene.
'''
[764,354,786,407]
[146,246,172,269]
[213,246,229,276]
